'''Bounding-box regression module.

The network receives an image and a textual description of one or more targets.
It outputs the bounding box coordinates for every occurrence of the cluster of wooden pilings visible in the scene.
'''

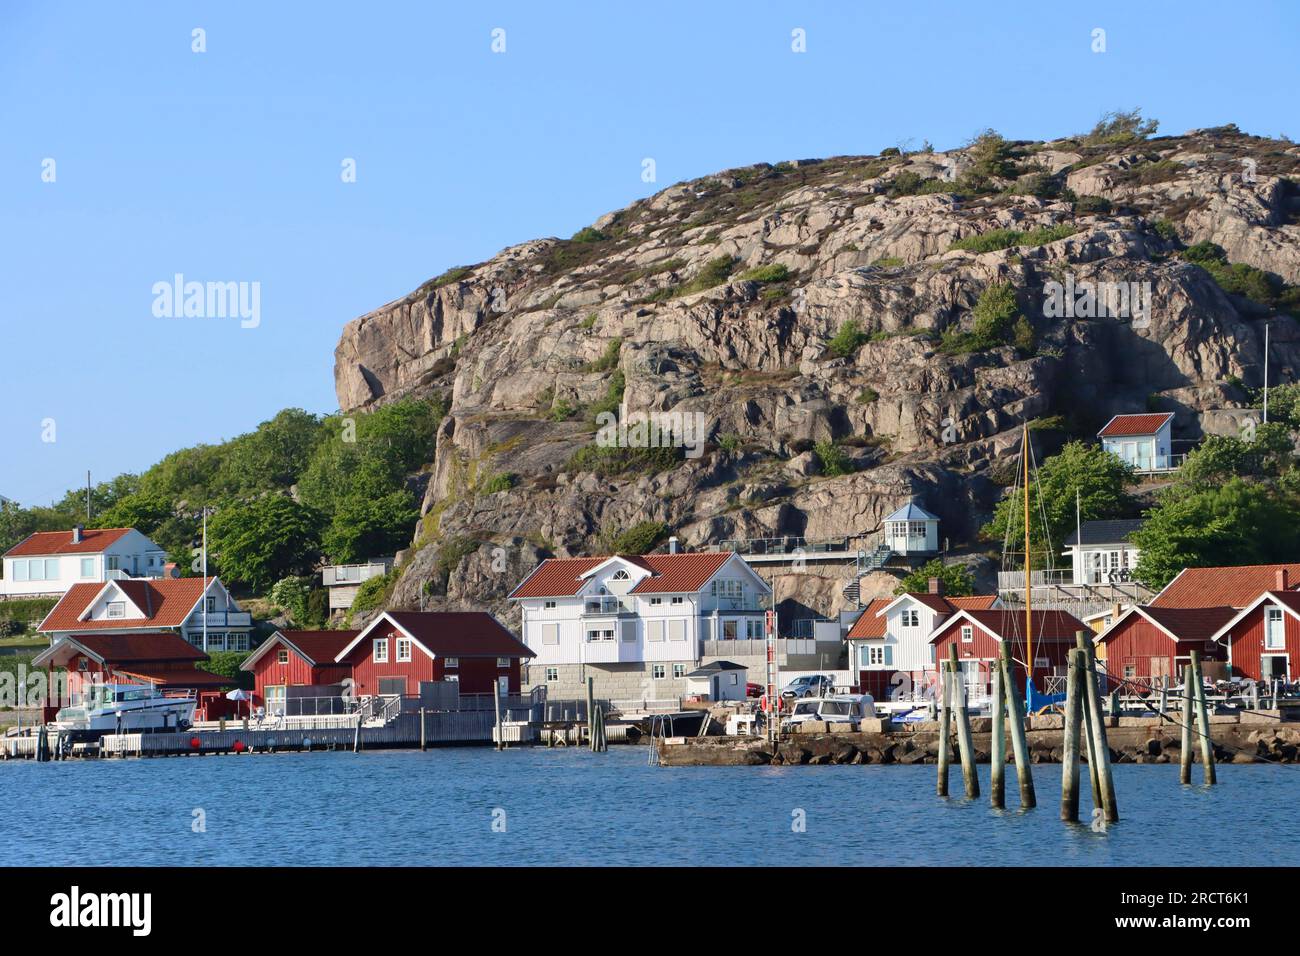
[1180,649,1217,785]
[938,633,1122,825]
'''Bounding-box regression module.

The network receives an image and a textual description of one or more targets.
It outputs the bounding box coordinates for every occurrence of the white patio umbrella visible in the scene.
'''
[226,688,252,718]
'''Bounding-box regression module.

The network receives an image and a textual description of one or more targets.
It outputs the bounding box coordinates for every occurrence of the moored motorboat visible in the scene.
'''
[50,683,197,738]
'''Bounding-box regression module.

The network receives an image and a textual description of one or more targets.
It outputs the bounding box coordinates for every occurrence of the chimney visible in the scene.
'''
[668,536,679,555]
[72,524,83,544]
[1277,568,1290,591]
[928,576,943,596]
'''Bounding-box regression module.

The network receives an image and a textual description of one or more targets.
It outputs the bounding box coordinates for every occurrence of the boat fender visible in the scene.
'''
[189,736,202,749]
[232,740,247,753]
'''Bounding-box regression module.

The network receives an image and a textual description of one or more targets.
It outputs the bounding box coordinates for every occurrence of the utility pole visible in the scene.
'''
[1263,322,1271,423]
[86,470,92,522]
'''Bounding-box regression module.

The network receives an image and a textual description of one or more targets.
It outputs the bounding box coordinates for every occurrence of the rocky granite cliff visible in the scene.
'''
[332,123,1300,624]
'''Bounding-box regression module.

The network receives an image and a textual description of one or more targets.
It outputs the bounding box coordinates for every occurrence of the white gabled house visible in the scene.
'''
[846,581,999,700]
[882,500,940,556]
[1,526,168,599]
[1098,412,1175,472]
[39,575,254,652]
[508,549,772,701]
[1063,519,1144,585]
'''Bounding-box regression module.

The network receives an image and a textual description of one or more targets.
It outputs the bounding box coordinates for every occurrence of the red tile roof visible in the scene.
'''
[509,552,736,598]
[40,577,217,633]
[1150,564,1300,609]
[5,527,134,557]
[32,632,208,668]
[934,609,1086,643]
[277,630,359,665]
[349,612,534,660]
[846,598,891,639]
[947,595,1000,610]
[1097,413,1174,438]
[1138,605,1238,642]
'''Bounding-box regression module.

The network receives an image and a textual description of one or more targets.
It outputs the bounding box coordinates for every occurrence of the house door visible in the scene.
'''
[1262,655,1290,681]
[265,685,286,717]
[498,675,509,696]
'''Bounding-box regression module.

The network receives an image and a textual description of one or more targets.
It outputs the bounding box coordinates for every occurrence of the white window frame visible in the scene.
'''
[1266,607,1286,650]
[445,657,459,669]
[106,601,125,619]
[80,557,95,578]
[961,625,973,643]
[671,596,684,605]
[276,649,289,665]
[396,638,412,662]
[373,638,389,663]
[672,664,686,679]
[651,664,666,680]
[497,657,510,668]
[545,667,559,682]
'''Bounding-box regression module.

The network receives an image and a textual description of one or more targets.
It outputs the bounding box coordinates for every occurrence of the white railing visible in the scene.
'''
[322,560,393,586]
[582,596,629,615]
[188,610,253,627]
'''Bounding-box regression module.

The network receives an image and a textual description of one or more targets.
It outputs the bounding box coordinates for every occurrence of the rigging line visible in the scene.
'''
[1088,660,1299,768]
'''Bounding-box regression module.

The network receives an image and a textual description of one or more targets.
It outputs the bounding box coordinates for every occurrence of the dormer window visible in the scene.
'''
[106,601,125,619]
[611,569,630,581]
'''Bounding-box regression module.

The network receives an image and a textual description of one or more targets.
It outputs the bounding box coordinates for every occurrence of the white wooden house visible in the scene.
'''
[1063,519,1144,586]
[1,526,168,599]
[846,582,998,699]
[509,549,771,701]
[882,500,940,555]
[1098,413,1175,472]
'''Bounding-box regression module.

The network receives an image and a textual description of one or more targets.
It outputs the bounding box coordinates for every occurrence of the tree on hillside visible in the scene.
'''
[216,408,324,494]
[1132,478,1300,589]
[207,496,324,593]
[320,490,419,564]
[982,440,1138,569]
[895,559,975,596]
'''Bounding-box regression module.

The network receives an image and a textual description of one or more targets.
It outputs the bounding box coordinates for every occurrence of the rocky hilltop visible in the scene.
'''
[333,122,1300,623]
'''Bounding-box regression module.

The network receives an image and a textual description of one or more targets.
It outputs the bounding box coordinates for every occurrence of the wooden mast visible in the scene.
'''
[1023,422,1033,696]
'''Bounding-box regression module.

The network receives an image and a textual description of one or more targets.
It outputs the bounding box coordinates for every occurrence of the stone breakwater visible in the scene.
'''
[657,713,1300,767]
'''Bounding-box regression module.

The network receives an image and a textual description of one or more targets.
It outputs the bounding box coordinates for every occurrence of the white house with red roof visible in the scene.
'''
[39,575,253,652]
[1098,412,1176,472]
[846,580,999,699]
[0,526,167,599]
[509,548,771,700]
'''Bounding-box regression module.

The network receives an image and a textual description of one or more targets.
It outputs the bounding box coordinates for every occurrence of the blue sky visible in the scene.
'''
[2,0,1297,506]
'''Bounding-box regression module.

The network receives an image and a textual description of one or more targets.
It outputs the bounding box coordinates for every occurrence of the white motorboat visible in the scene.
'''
[51,683,197,736]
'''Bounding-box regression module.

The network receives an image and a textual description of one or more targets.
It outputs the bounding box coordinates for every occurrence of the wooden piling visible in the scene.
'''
[1076,634,1102,813]
[493,685,504,751]
[949,646,979,799]
[1179,662,1194,784]
[419,707,427,751]
[1001,641,1036,808]
[1081,634,1118,822]
[936,659,952,797]
[1191,650,1216,785]
[585,676,595,744]
[1060,648,1084,822]
[990,653,1006,809]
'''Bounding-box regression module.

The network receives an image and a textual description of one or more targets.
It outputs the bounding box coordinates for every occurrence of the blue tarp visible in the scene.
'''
[1026,680,1066,713]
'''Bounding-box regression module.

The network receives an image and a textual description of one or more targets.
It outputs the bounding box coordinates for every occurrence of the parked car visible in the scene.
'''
[781,694,875,732]
[781,674,836,700]
[746,682,764,698]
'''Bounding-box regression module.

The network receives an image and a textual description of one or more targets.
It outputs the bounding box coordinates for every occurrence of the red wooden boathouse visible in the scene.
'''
[1208,589,1300,682]
[1092,605,1233,690]
[929,609,1086,696]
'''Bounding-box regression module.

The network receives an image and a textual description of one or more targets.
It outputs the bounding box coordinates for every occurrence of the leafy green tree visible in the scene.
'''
[1132,478,1300,589]
[207,496,324,593]
[1179,423,1294,486]
[895,559,975,596]
[216,408,324,494]
[321,491,419,564]
[983,441,1137,568]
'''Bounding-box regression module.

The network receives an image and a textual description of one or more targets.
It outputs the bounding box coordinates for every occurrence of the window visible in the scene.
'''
[869,645,885,666]
[77,658,89,672]
[651,664,666,680]
[669,620,685,642]
[276,649,288,665]
[649,597,663,606]
[12,560,28,582]
[586,629,613,642]
[723,620,738,640]
[647,620,664,642]
[1123,664,1137,680]
[611,569,630,580]
[373,638,388,663]
[672,664,686,679]
[711,580,743,600]
[545,667,559,682]
[106,601,125,619]
[497,657,510,668]
[80,558,95,578]
[541,623,559,645]
[901,609,920,628]
[396,638,412,662]
[1266,607,1285,650]
[206,596,216,613]
[444,657,459,668]
[544,600,557,609]
[961,625,973,643]
[671,596,684,605]
[232,634,249,652]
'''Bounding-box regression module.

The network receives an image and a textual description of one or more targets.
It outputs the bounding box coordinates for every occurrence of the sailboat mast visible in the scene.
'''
[1023,423,1032,692]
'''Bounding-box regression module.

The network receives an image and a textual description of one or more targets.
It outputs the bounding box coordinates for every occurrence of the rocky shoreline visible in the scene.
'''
[658,714,1300,766]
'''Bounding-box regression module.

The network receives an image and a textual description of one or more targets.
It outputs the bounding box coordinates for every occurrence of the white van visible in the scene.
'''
[781,694,875,732]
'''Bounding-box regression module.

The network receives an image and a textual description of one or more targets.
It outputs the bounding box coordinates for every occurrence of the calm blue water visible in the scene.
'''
[2,747,1295,866]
